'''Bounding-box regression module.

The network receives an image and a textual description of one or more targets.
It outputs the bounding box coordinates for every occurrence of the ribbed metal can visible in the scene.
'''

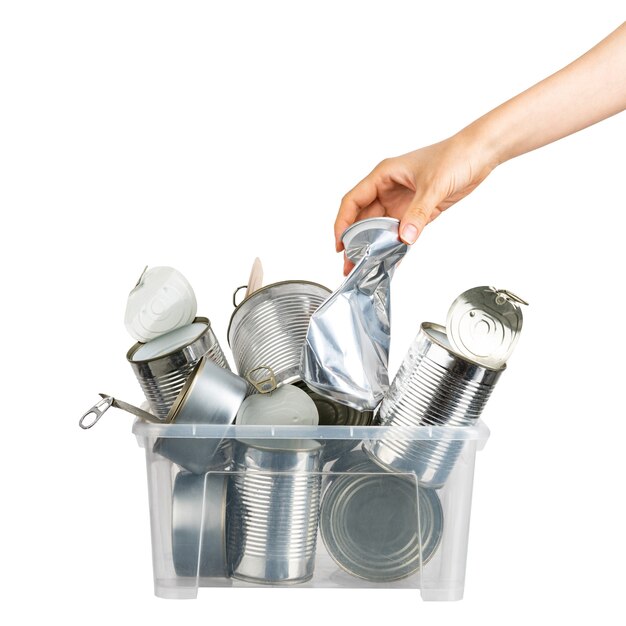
[227,439,323,584]
[127,316,230,420]
[365,322,504,488]
[227,281,330,392]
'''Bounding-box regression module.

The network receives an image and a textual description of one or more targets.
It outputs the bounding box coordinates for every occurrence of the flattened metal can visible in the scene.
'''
[301,217,408,411]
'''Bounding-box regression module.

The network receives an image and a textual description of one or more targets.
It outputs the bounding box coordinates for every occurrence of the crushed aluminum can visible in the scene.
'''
[300,217,408,411]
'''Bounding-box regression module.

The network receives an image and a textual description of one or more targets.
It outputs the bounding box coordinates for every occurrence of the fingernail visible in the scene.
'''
[401,223,419,244]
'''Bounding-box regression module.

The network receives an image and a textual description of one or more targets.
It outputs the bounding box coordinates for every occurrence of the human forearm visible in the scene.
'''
[334,22,626,258]
[462,22,626,167]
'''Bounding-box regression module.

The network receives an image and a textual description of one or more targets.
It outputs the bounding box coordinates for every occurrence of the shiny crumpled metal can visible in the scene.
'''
[300,217,407,411]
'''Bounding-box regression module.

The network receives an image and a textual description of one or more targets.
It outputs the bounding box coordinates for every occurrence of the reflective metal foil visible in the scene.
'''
[301,218,408,411]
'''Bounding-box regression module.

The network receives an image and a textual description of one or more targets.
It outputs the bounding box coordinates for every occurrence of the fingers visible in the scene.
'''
[338,200,384,275]
[334,177,378,252]
[343,253,355,276]
[399,190,440,245]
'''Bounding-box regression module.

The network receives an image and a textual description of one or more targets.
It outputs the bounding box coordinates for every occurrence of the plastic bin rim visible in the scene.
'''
[132,420,490,443]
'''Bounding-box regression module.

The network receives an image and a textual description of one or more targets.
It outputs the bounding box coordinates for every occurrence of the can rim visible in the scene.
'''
[422,321,506,373]
[126,316,211,364]
[445,286,523,369]
[319,471,443,581]
[204,472,229,577]
[226,280,331,346]
[165,356,206,423]
[235,437,324,454]
[341,216,400,249]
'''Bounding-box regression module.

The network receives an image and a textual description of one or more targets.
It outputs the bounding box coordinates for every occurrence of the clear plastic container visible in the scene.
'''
[133,421,489,601]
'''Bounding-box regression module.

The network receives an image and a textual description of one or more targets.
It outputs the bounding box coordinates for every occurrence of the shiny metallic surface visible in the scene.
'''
[320,449,443,582]
[127,316,230,420]
[227,281,331,393]
[79,394,163,429]
[446,286,525,369]
[365,323,503,488]
[153,358,247,474]
[172,472,228,578]
[295,382,373,426]
[293,382,373,463]
[153,438,233,475]
[227,440,322,584]
[301,217,408,411]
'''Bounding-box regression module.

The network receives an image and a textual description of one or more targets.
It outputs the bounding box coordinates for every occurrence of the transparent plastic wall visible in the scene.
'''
[133,422,489,601]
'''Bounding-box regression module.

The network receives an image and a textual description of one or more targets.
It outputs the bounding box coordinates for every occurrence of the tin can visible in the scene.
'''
[320,449,443,582]
[365,322,504,488]
[227,281,330,392]
[227,439,323,584]
[127,316,230,420]
[153,357,248,474]
[172,471,229,578]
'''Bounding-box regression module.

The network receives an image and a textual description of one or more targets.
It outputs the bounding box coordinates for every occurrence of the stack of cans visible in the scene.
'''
[124,278,375,584]
[115,260,525,586]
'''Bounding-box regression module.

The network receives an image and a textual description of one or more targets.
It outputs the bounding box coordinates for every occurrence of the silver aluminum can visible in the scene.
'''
[172,471,228,578]
[320,449,443,582]
[227,439,323,584]
[227,281,331,393]
[127,316,230,420]
[365,322,504,488]
[154,357,247,474]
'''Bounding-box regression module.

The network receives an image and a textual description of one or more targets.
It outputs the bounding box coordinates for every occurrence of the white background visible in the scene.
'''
[1,1,624,624]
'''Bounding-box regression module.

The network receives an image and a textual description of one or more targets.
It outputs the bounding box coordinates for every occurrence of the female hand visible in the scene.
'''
[335,23,626,275]
[334,133,496,275]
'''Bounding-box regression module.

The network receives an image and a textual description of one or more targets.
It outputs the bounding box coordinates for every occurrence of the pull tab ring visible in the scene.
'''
[495,289,529,307]
[246,366,277,394]
[79,396,114,429]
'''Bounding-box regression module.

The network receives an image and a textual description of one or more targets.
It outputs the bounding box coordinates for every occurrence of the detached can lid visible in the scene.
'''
[446,286,527,369]
[124,266,198,342]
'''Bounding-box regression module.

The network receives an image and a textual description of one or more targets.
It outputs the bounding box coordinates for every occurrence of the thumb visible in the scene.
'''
[399,191,438,245]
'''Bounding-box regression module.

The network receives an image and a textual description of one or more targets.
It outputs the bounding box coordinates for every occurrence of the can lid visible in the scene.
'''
[124,266,198,342]
[319,455,443,582]
[236,384,319,427]
[341,217,405,263]
[446,286,527,369]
